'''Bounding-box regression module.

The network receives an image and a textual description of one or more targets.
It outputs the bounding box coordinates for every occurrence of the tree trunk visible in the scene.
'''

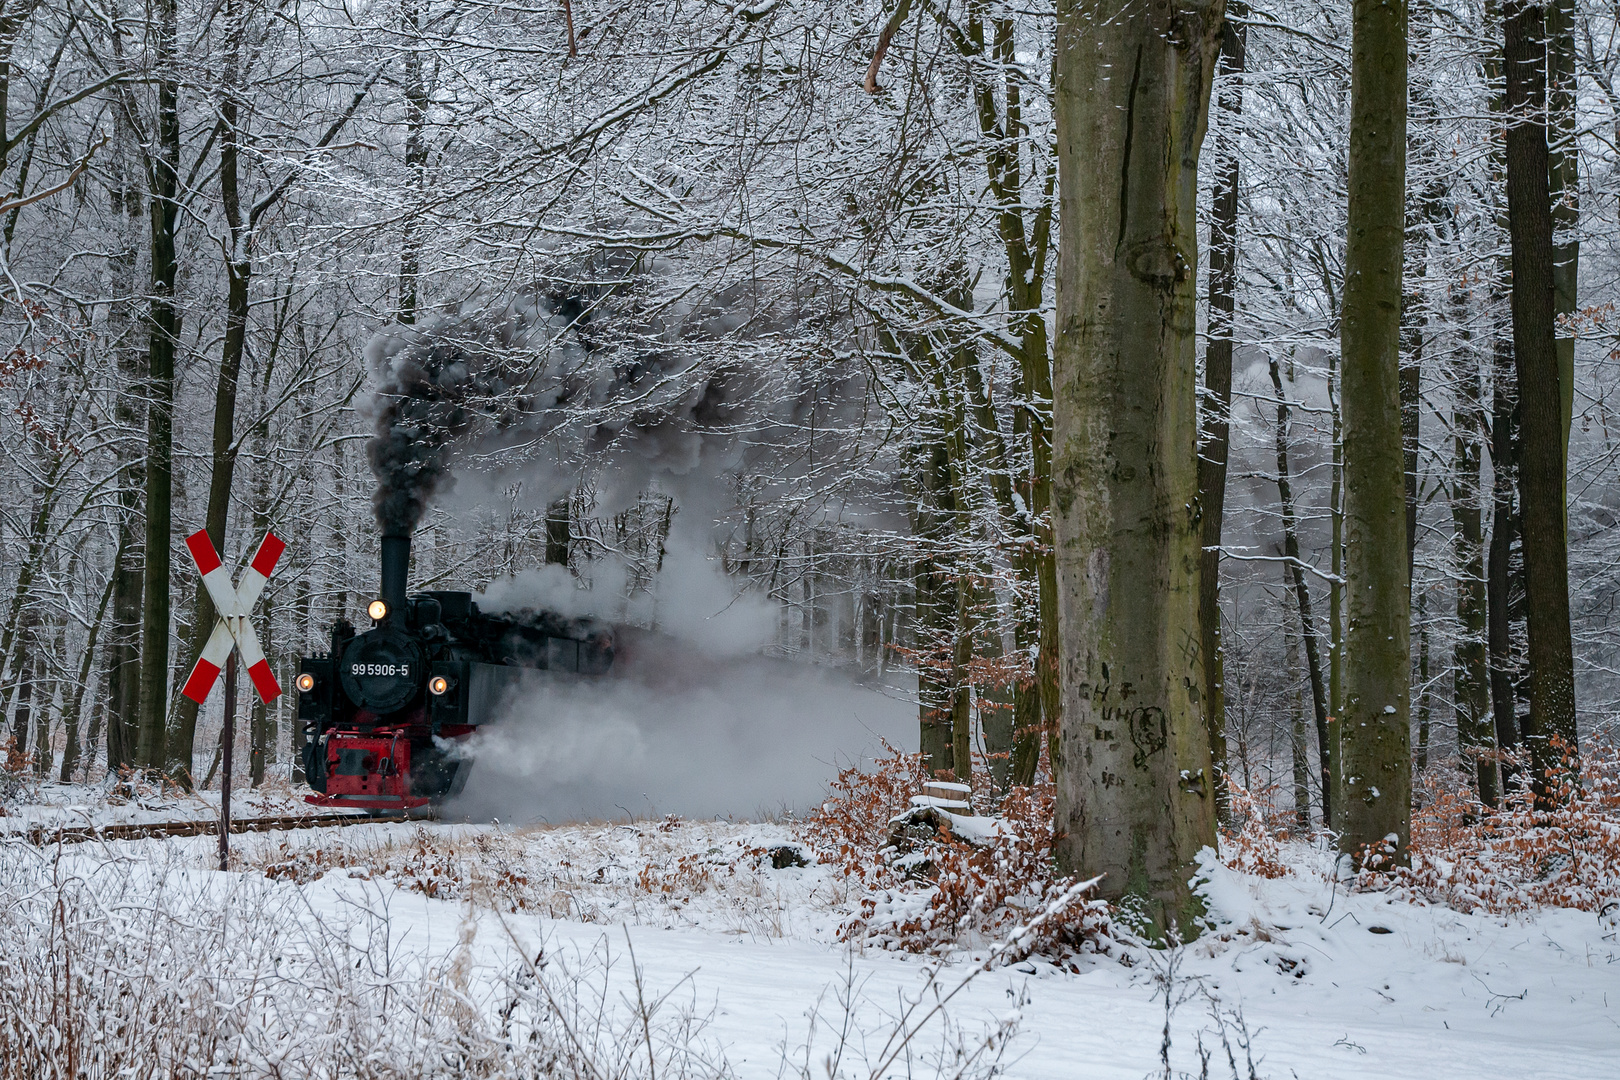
[1547,0,1578,461]
[1503,0,1578,793]
[1288,627,1310,830]
[977,587,1015,793]
[105,110,146,773]
[7,628,32,762]
[1328,352,1343,786]
[1269,359,1332,826]
[168,33,252,783]
[1486,359,1522,793]
[398,0,429,322]
[32,640,55,776]
[1199,2,1246,827]
[136,0,183,772]
[1482,10,1522,797]
[1051,0,1222,930]
[950,577,974,787]
[106,526,144,772]
[912,439,955,777]
[546,497,571,565]
[1415,593,1431,771]
[59,572,117,782]
[291,568,311,783]
[1401,310,1422,588]
[1452,333,1495,805]
[1338,0,1411,866]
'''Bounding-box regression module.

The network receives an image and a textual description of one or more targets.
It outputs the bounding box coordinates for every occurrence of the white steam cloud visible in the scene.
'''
[442,650,914,823]
[450,528,914,823]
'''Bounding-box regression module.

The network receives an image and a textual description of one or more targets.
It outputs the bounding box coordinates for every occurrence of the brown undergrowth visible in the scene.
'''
[801,745,1107,961]
[1361,738,1620,915]
[1219,738,1620,918]
[1219,779,1293,880]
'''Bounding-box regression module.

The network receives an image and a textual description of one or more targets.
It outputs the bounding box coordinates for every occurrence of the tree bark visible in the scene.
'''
[59,572,117,782]
[1199,1,1246,827]
[135,0,183,772]
[1328,351,1343,783]
[168,23,251,782]
[1486,359,1522,792]
[7,625,32,761]
[105,99,146,774]
[1051,0,1223,930]
[954,8,1059,788]
[1452,332,1495,805]
[950,577,974,786]
[1415,593,1431,771]
[1546,0,1578,460]
[546,497,571,565]
[1269,359,1332,826]
[912,438,955,777]
[1482,0,1521,797]
[1503,0,1578,792]
[1401,313,1422,588]
[1288,627,1310,830]
[398,0,429,323]
[976,585,1015,793]
[1338,0,1411,865]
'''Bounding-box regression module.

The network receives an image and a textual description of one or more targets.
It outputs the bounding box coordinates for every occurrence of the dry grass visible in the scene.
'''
[0,831,1029,1079]
[231,818,812,938]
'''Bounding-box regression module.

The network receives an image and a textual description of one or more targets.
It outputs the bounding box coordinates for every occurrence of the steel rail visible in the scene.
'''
[15,811,418,847]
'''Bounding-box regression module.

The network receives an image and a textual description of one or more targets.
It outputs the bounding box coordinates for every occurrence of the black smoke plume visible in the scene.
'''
[365,304,548,534]
[363,282,772,534]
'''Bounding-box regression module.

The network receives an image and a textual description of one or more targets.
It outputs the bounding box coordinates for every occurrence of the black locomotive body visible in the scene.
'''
[296,532,614,810]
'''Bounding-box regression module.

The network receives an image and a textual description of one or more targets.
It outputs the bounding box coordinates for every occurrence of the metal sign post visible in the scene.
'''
[219,653,237,871]
[181,529,284,871]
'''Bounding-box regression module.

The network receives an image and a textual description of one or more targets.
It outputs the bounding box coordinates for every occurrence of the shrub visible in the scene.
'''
[801,745,1106,961]
[1219,778,1293,880]
[1365,738,1620,915]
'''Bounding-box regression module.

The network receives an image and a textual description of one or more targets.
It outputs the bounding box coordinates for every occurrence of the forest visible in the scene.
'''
[1,0,1618,931]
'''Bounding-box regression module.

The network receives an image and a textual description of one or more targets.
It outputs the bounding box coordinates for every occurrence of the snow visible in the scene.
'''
[5,799,1616,1078]
[0,776,347,836]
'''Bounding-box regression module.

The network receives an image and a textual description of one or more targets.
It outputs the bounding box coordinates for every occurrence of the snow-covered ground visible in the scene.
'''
[0,773,346,835]
[3,791,1616,1078]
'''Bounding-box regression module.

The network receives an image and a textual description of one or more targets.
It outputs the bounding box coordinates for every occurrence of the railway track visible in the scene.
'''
[15,811,418,847]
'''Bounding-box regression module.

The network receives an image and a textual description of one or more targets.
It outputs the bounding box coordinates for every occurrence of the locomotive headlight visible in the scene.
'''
[428,675,451,696]
[367,599,389,622]
[296,673,316,693]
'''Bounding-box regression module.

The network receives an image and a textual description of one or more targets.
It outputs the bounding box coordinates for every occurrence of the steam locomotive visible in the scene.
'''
[295,531,616,810]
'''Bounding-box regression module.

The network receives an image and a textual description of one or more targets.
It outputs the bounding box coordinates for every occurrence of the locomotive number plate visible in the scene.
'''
[351,663,410,677]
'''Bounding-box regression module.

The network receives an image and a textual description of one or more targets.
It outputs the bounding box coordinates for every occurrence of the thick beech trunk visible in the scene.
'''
[1051,0,1223,929]
[1338,0,1411,865]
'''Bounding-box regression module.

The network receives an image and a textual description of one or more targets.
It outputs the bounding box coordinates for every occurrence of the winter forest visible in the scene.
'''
[2,0,1620,1075]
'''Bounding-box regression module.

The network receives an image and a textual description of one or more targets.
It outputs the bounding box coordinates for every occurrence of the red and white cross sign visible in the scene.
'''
[180,530,286,705]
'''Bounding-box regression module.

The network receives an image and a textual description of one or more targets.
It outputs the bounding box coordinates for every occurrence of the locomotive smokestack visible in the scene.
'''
[380,530,411,616]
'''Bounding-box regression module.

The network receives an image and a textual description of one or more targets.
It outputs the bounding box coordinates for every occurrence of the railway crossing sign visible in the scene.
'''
[181,529,285,705]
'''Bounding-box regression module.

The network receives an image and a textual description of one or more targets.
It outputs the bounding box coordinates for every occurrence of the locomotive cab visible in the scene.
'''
[298,530,614,812]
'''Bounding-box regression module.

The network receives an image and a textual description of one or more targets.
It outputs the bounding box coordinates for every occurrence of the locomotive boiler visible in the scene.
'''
[295,530,615,810]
